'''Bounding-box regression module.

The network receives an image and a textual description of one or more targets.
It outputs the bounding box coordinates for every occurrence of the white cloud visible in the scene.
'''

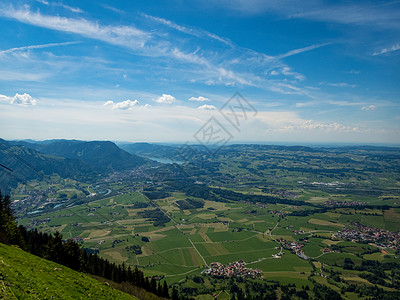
[205,79,216,86]
[361,105,376,111]
[189,96,209,102]
[156,94,176,104]
[0,95,9,103]
[0,93,37,106]
[346,69,360,74]
[373,43,400,56]
[197,104,216,110]
[104,99,139,110]
[1,94,394,143]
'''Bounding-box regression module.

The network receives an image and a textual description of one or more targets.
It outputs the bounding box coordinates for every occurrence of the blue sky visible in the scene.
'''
[0,0,399,144]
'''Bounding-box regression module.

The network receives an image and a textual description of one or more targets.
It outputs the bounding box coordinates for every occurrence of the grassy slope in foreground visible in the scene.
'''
[0,243,136,299]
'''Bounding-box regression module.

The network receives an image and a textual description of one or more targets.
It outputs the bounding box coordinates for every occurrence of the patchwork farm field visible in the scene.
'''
[19,184,400,289]
[18,191,320,281]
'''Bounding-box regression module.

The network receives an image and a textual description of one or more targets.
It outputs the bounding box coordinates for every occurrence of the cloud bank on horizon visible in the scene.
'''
[0,0,399,144]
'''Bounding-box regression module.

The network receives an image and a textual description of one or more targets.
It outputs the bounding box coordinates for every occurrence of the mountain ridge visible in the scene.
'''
[8,139,147,171]
[0,139,148,192]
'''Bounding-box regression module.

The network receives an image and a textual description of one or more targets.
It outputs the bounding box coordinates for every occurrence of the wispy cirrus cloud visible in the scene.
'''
[56,3,83,14]
[296,99,367,108]
[270,66,305,81]
[100,4,124,14]
[35,0,48,5]
[0,5,322,94]
[0,6,255,88]
[0,70,48,81]
[0,41,80,55]
[211,0,400,30]
[277,43,330,59]
[142,13,233,46]
[0,6,150,49]
[35,0,83,13]
[321,82,357,88]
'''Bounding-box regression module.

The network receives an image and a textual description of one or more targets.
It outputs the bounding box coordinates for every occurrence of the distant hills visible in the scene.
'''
[2,139,398,193]
[12,139,147,171]
[0,139,147,192]
[118,142,400,158]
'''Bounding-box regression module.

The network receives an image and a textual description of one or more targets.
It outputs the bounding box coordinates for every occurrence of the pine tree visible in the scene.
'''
[157,282,162,296]
[172,286,179,300]
[44,231,65,264]
[163,280,170,298]
[63,239,83,271]
[150,277,157,294]
[0,192,22,245]
[121,262,127,282]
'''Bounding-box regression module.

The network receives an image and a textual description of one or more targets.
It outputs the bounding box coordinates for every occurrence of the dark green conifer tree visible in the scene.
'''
[163,280,170,298]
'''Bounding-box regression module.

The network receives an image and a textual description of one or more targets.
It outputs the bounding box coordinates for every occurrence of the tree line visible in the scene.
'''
[0,191,169,298]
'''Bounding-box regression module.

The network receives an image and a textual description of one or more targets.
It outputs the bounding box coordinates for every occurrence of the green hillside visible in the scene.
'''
[0,243,136,299]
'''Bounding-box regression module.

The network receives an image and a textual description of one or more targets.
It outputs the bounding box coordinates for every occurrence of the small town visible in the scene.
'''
[280,239,309,260]
[336,222,400,250]
[202,261,262,279]
[324,200,367,208]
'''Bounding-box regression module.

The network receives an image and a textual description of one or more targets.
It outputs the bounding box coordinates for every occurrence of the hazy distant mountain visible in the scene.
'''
[221,144,318,153]
[0,139,95,192]
[0,139,148,192]
[10,140,147,172]
[119,142,321,161]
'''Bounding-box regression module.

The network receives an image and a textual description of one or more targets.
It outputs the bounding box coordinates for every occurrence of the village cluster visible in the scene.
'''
[323,200,366,208]
[336,222,400,250]
[202,261,262,279]
[280,239,309,260]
